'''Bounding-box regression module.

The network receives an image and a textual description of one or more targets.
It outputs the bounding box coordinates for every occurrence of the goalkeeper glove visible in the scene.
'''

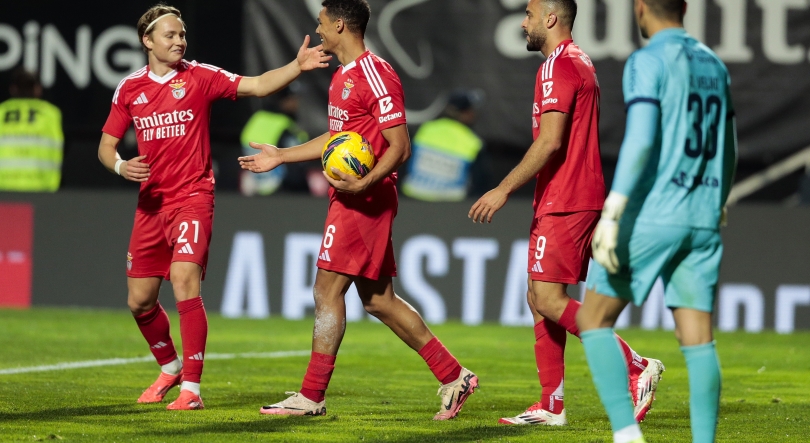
[592,192,628,274]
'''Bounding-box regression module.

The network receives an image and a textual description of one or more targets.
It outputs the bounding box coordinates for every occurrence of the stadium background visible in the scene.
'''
[0,0,808,331]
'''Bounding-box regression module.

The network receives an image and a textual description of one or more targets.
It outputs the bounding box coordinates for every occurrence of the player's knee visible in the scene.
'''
[127,294,156,315]
[170,275,198,300]
[362,297,386,318]
[575,303,598,332]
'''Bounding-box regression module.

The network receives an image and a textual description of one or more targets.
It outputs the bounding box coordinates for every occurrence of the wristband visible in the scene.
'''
[114,159,126,176]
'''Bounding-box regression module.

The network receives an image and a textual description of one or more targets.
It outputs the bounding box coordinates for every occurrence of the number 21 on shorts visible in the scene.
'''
[177,220,200,254]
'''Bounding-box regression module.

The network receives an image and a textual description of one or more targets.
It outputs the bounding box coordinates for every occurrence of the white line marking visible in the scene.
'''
[0,350,310,375]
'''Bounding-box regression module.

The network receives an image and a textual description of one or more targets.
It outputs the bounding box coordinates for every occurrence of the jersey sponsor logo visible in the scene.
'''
[328,104,349,132]
[133,92,149,105]
[133,110,195,128]
[379,112,403,124]
[318,250,331,262]
[328,105,350,121]
[671,171,720,189]
[533,103,540,114]
[169,79,186,99]
[342,79,355,100]
[329,119,344,132]
[543,81,554,98]
[542,98,558,105]
[379,97,394,114]
[133,109,195,130]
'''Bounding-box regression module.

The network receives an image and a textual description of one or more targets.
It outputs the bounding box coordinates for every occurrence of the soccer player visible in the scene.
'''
[469,0,664,426]
[97,4,329,410]
[239,0,478,419]
[575,0,737,441]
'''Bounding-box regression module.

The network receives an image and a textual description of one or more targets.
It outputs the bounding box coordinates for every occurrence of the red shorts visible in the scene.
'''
[527,211,599,284]
[317,177,397,280]
[127,204,214,280]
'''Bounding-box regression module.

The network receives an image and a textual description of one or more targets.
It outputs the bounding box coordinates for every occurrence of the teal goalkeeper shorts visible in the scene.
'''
[586,222,723,313]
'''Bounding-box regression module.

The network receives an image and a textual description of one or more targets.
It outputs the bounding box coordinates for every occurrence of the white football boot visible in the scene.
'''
[260,391,326,416]
[498,402,568,425]
[632,358,665,422]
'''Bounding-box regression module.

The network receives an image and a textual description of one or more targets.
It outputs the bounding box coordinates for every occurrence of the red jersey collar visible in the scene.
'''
[547,39,573,57]
[147,60,187,84]
[341,50,372,74]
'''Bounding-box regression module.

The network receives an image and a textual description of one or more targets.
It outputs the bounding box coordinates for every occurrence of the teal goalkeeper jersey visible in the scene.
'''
[616,28,735,229]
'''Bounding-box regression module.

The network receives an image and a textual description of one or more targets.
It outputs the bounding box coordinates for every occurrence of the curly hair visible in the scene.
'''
[321,0,370,37]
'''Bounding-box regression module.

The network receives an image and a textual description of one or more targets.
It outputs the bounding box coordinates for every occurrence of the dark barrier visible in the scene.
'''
[1,191,808,332]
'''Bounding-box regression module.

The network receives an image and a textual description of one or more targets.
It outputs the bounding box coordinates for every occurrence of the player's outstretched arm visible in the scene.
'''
[324,124,410,194]
[237,36,331,98]
[97,132,150,182]
[239,132,330,173]
[468,111,569,223]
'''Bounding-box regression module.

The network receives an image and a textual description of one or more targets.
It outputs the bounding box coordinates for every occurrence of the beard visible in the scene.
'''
[639,24,650,39]
[526,29,546,52]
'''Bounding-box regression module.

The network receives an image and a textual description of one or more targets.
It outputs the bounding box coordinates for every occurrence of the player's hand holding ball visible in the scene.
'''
[239,142,283,173]
[321,131,376,194]
[592,192,628,274]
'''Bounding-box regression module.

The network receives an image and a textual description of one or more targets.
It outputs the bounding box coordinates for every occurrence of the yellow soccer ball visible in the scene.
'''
[322,131,376,180]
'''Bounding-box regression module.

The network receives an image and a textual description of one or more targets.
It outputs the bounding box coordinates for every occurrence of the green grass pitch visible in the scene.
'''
[0,308,807,442]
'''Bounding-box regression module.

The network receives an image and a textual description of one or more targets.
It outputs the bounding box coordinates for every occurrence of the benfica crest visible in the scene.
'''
[170,79,186,99]
[342,79,354,100]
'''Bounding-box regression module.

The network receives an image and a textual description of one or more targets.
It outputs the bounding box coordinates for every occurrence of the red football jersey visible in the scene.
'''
[327,50,407,185]
[532,40,605,216]
[102,61,242,212]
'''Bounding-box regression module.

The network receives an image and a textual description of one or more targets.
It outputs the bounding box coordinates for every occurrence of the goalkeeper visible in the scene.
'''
[575,1,738,442]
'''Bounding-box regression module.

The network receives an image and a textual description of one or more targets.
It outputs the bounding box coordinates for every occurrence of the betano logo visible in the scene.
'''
[379,112,402,123]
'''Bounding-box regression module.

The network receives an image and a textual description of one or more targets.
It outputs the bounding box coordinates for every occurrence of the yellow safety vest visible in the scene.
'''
[0,98,64,192]
[403,118,483,201]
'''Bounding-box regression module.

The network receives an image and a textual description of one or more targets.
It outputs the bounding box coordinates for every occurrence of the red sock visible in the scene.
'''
[133,302,177,366]
[300,352,336,403]
[617,334,648,376]
[177,297,208,384]
[559,297,647,375]
[534,320,567,413]
[557,298,581,337]
[418,337,462,385]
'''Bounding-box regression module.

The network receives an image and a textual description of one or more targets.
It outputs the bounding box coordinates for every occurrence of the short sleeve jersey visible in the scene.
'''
[620,28,733,229]
[532,40,605,217]
[327,50,407,188]
[102,61,242,212]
